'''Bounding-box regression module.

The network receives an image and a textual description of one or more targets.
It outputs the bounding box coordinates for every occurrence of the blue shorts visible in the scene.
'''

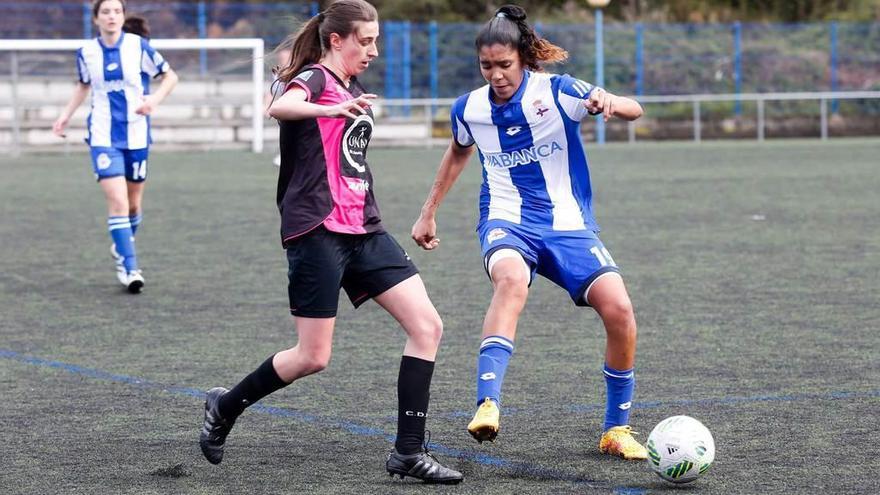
[90,147,149,182]
[478,219,620,306]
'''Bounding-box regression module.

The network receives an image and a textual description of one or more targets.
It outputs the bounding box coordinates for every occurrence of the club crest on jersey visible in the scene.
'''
[533,99,549,117]
[487,228,507,244]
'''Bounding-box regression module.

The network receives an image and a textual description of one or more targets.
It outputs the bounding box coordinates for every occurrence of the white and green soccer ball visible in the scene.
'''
[646,415,715,484]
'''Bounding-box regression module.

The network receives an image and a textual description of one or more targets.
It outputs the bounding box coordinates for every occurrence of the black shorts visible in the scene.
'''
[286,227,419,318]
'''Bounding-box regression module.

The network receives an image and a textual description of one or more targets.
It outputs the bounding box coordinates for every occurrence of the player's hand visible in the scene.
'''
[325,94,377,119]
[585,87,615,122]
[411,215,440,251]
[52,116,69,138]
[135,95,158,116]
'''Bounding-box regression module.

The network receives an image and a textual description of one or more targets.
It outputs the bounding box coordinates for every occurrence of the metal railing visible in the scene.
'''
[3,85,878,153]
[375,91,880,146]
[633,91,880,142]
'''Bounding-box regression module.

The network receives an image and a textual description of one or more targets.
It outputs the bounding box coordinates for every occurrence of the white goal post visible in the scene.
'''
[0,38,265,153]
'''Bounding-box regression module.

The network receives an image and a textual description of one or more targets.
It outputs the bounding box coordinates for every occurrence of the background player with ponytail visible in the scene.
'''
[412,4,648,460]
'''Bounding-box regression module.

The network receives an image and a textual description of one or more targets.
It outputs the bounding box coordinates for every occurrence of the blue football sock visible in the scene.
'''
[603,363,635,431]
[476,335,514,407]
[129,212,142,236]
[108,216,138,273]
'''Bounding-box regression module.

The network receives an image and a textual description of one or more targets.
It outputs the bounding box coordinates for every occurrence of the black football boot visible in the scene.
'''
[199,387,235,464]
[385,434,463,485]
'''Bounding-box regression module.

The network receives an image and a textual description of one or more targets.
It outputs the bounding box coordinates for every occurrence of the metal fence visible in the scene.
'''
[2,2,879,102]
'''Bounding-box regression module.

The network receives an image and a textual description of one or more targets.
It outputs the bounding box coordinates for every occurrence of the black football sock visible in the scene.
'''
[218,354,288,420]
[395,355,435,455]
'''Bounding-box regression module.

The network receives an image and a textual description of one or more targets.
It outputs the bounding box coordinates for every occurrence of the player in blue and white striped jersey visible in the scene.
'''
[412,4,649,460]
[53,0,178,293]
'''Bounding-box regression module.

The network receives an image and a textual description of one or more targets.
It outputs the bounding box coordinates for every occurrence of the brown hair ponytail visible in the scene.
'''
[475,4,568,71]
[123,14,150,38]
[275,0,378,83]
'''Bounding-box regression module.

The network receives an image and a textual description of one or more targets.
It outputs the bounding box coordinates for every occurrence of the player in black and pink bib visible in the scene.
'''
[277,62,407,313]
[197,0,462,485]
[277,63,381,242]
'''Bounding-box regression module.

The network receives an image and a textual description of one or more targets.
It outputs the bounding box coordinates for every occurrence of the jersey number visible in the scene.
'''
[590,246,616,267]
[131,160,147,180]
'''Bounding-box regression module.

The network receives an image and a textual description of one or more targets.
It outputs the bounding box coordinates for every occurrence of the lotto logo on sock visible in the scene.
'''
[480,372,496,381]
[618,401,632,410]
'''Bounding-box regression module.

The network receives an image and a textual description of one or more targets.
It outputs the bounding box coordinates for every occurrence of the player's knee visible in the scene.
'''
[411,314,443,349]
[492,271,529,301]
[600,298,636,333]
[108,198,129,216]
[300,350,332,374]
[427,316,444,346]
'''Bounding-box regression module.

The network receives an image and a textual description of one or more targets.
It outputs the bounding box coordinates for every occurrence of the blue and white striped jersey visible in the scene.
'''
[451,70,601,233]
[76,33,169,149]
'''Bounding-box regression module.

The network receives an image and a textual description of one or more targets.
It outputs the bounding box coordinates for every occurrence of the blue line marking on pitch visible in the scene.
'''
[0,349,610,488]
[436,388,880,420]
[6,348,878,493]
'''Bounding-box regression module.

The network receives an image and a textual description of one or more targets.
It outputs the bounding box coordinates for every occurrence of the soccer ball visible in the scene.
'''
[646,415,715,484]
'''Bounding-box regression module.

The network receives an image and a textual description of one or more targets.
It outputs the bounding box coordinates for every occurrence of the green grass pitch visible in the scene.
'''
[1,139,879,493]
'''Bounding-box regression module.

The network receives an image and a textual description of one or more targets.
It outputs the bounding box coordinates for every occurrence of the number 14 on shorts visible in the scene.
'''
[590,246,617,267]
[131,160,147,180]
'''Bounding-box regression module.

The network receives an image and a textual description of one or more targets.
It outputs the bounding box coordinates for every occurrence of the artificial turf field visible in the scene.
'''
[1,140,878,494]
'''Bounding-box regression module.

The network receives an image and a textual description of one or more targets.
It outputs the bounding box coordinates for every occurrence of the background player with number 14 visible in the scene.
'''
[52,0,178,293]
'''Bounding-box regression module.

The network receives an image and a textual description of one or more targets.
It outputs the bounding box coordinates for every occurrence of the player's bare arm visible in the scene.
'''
[269,87,376,120]
[585,87,643,122]
[53,82,90,137]
[411,141,474,250]
[136,68,178,115]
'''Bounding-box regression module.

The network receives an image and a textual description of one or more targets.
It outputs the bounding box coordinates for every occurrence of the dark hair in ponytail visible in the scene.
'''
[475,4,568,71]
[123,14,150,38]
[275,0,378,83]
